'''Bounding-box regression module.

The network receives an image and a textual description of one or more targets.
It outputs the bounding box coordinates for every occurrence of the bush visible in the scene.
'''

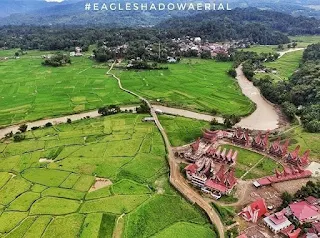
[13,133,25,142]
[45,122,53,127]
[67,118,72,124]
[98,105,120,116]
[18,124,28,133]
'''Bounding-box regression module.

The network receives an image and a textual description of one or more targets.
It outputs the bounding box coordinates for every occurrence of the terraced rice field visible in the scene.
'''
[0,53,138,127]
[115,59,254,116]
[0,114,215,238]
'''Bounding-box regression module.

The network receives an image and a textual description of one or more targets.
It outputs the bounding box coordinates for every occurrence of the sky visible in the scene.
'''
[45,0,64,2]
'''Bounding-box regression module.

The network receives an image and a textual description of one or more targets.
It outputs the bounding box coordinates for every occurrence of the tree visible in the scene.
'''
[67,118,72,124]
[45,122,53,127]
[228,69,237,78]
[136,101,150,114]
[15,52,19,57]
[13,133,25,142]
[18,124,28,133]
[98,105,121,116]
[282,102,297,120]
[278,44,284,50]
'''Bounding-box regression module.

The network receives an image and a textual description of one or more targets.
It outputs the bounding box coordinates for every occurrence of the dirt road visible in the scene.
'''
[0,106,136,139]
[107,63,225,238]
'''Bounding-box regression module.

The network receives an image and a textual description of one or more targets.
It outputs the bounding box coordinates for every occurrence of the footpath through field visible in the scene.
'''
[107,62,226,238]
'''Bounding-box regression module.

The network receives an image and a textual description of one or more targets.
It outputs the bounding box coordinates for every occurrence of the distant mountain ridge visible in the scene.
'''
[0,0,319,26]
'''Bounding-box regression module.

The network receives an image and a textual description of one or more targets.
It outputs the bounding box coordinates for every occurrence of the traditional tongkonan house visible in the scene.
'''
[204,165,237,195]
[205,145,216,157]
[205,146,238,165]
[191,137,201,153]
[232,128,250,146]
[285,146,310,167]
[252,131,270,151]
[285,145,300,163]
[202,129,224,143]
[269,138,290,158]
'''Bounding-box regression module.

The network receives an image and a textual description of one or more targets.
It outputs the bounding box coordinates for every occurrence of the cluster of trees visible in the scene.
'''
[98,105,121,116]
[42,54,71,67]
[253,43,320,132]
[280,180,319,214]
[136,102,150,114]
[1,9,319,54]
[160,8,320,44]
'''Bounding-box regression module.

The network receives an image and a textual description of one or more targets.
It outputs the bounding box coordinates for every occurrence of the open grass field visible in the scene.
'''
[158,115,210,147]
[256,50,304,81]
[0,52,138,127]
[0,113,214,237]
[220,145,279,179]
[115,58,254,116]
[240,45,277,54]
[289,35,320,48]
[276,127,320,160]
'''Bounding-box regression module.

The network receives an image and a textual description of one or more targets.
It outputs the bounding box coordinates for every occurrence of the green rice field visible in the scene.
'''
[240,45,277,54]
[115,59,254,116]
[0,53,138,127]
[158,115,210,147]
[289,35,320,48]
[256,50,304,81]
[0,114,215,238]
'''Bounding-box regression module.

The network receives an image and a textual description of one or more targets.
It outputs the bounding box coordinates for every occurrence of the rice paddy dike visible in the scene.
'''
[0,55,254,128]
[0,44,315,238]
[0,114,216,238]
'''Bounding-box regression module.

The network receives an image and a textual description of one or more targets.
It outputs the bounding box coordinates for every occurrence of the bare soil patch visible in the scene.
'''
[89,178,113,192]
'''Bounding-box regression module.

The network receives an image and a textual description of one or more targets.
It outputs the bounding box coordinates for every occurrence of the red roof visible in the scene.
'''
[269,211,288,225]
[306,196,318,205]
[289,201,320,221]
[287,228,301,238]
[205,179,228,193]
[191,138,200,151]
[250,198,267,218]
[313,222,320,233]
[184,164,198,174]
[236,234,248,238]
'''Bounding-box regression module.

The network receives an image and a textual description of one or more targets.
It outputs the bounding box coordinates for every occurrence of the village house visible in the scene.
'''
[204,146,238,165]
[253,165,312,187]
[263,210,292,234]
[232,128,250,146]
[269,138,289,158]
[285,146,310,167]
[287,200,320,224]
[252,131,269,151]
[185,160,237,198]
[239,198,268,223]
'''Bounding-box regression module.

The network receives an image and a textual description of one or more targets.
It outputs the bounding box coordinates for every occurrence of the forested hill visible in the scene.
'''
[159,8,320,44]
[254,43,320,132]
